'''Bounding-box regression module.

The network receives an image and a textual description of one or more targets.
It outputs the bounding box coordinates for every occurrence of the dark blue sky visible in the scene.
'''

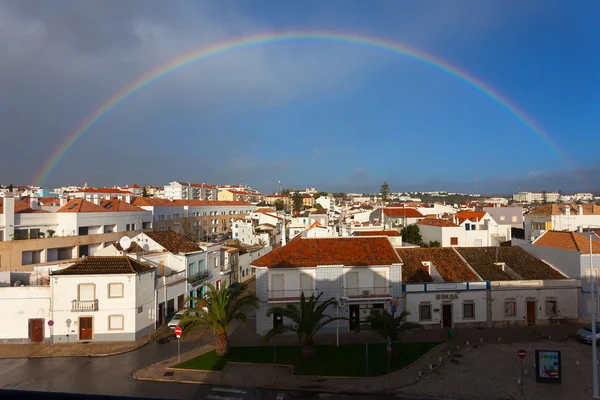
[0,0,598,194]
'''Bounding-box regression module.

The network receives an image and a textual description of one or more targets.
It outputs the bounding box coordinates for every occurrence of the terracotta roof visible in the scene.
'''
[534,231,600,253]
[51,256,153,275]
[456,247,566,281]
[455,211,487,223]
[528,204,600,217]
[130,184,141,188]
[383,208,424,218]
[38,197,61,206]
[253,237,401,268]
[254,208,277,213]
[56,199,109,213]
[417,218,459,228]
[131,197,175,207]
[354,230,400,237]
[145,230,203,254]
[311,209,328,215]
[396,248,480,283]
[100,199,145,212]
[0,198,45,214]
[306,221,323,232]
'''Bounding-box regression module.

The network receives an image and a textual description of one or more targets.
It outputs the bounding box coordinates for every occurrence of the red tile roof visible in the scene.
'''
[38,197,61,206]
[100,199,146,212]
[51,256,153,275]
[254,208,277,213]
[528,204,600,216]
[534,231,600,253]
[145,231,203,253]
[417,218,459,228]
[56,199,109,213]
[0,198,42,214]
[129,184,141,188]
[131,197,174,207]
[455,211,487,223]
[354,230,400,237]
[253,237,400,268]
[383,208,424,218]
[396,248,480,283]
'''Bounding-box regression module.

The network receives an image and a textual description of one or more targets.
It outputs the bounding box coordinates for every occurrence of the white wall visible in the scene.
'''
[490,280,579,326]
[517,241,581,278]
[0,286,51,341]
[342,266,390,295]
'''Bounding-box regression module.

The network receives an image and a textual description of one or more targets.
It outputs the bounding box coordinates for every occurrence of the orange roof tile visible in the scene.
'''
[417,218,459,228]
[528,204,600,216]
[253,237,400,268]
[534,231,600,253]
[100,199,145,212]
[455,211,487,223]
[383,208,424,218]
[354,230,400,237]
[0,198,39,214]
[56,199,109,213]
[131,197,174,207]
[129,184,141,188]
[396,248,480,283]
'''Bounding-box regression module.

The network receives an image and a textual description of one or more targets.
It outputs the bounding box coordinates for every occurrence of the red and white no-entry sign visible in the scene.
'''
[517,349,527,359]
[174,326,182,338]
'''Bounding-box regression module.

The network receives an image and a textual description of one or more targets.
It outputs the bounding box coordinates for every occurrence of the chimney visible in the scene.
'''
[92,196,100,205]
[126,194,131,204]
[30,197,41,210]
[4,193,15,239]
[60,194,68,207]
[565,206,570,217]
[579,204,584,216]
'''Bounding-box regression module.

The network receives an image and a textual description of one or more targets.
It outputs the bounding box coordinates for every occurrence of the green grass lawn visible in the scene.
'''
[174,342,441,377]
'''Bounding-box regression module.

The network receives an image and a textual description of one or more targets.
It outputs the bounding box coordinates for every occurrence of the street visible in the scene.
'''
[0,339,431,400]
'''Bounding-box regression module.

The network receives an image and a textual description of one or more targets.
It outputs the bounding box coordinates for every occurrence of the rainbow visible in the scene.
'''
[33,30,575,186]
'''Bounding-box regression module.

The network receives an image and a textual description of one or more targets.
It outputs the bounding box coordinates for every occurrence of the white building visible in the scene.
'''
[163,181,218,201]
[524,204,600,240]
[252,236,403,335]
[512,192,560,203]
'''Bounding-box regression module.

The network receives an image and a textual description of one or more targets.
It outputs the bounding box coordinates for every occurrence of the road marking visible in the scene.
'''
[212,387,247,394]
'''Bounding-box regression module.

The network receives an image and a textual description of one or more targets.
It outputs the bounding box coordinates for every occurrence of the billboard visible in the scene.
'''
[535,350,561,383]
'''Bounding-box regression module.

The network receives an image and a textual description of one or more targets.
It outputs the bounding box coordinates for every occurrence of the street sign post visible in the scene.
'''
[48,320,54,327]
[175,326,182,363]
[518,349,527,394]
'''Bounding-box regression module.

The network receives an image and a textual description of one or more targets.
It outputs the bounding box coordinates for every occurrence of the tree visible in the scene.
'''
[256,201,268,206]
[292,192,303,212]
[362,311,424,344]
[46,229,56,238]
[181,282,259,356]
[380,181,390,201]
[401,224,423,246]
[274,199,285,211]
[265,292,345,359]
[313,191,328,200]
[314,203,324,210]
[542,190,548,204]
[428,241,441,248]
[141,187,148,197]
[8,184,13,192]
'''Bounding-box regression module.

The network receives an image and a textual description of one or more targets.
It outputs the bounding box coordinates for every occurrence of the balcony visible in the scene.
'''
[72,299,98,311]
[268,289,318,302]
[156,271,187,288]
[188,271,210,286]
[343,286,392,299]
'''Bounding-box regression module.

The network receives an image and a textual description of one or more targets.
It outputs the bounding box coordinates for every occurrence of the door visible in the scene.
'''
[158,302,165,325]
[442,304,452,328]
[349,304,360,331]
[526,301,536,325]
[273,312,283,328]
[79,317,93,340]
[271,274,284,299]
[167,299,175,319]
[177,295,184,311]
[29,319,44,343]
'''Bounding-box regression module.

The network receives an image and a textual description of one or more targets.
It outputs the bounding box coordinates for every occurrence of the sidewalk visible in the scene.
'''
[0,325,172,359]
[134,322,583,395]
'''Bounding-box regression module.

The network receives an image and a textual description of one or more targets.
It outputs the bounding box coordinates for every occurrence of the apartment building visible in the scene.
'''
[513,192,560,203]
[163,181,218,201]
[524,204,600,240]
[418,212,512,247]
[369,207,425,228]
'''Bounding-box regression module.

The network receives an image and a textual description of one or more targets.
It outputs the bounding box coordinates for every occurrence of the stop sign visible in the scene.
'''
[517,349,527,359]
[174,326,182,338]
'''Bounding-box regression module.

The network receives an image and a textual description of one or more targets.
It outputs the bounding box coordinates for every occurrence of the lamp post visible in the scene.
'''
[590,229,599,399]
[335,295,348,347]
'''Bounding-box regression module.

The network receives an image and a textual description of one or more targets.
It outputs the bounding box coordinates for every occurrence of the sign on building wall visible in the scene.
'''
[535,350,561,383]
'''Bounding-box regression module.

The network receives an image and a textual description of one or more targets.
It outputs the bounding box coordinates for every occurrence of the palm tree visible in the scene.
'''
[181,282,259,356]
[265,292,345,359]
[362,310,424,343]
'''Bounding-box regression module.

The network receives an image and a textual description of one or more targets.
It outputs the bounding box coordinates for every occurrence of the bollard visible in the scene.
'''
[418,371,422,377]
[429,364,433,370]
[466,341,469,346]
[439,357,442,362]
[498,337,501,342]
[576,361,580,366]
[456,345,460,350]
[480,337,483,343]
[447,350,451,356]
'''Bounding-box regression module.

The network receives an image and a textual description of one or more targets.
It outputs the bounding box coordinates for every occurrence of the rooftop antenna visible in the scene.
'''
[119,236,132,256]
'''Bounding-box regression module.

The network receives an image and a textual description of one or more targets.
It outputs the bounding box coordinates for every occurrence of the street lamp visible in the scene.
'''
[588,226,600,399]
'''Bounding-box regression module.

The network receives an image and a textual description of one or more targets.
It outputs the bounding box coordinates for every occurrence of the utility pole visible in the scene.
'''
[590,228,599,399]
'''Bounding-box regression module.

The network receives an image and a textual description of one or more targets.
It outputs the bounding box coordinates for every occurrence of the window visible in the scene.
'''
[504,299,516,317]
[214,258,219,268]
[138,306,143,314]
[419,304,432,321]
[463,302,475,319]
[216,280,221,290]
[587,298,600,316]
[108,315,124,330]
[450,237,458,246]
[545,300,557,315]
[500,215,506,221]
[108,283,124,298]
[78,283,95,301]
[512,216,518,223]
[465,224,470,231]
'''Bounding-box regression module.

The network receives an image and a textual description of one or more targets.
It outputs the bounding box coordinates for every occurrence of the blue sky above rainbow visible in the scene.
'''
[1,0,599,194]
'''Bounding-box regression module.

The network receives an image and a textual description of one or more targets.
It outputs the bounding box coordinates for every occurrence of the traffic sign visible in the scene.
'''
[518,349,527,359]
[391,305,397,314]
[174,326,182,338]
[48,320,54,327]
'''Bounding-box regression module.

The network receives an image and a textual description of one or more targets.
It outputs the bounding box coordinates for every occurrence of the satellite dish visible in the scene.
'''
[119,236,132,252]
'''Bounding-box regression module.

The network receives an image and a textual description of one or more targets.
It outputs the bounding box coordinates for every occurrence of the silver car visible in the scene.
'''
[577,322,600,344]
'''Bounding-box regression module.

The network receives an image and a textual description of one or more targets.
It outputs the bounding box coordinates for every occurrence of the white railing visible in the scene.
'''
[344,286,391,298]
[156,271,187,288]
[71,299,98,311]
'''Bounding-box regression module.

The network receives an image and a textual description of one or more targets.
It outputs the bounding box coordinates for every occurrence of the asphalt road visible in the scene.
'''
[0,339,437,400]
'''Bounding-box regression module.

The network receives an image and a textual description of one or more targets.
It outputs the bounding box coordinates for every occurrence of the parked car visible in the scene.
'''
[577,322,600,344]
[229,282,246,297]
[167,307,207,329]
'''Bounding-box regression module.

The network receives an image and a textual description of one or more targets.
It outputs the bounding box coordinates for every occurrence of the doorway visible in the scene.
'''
[442,304,453,329]
[273,312,283,328]
[158,302,165,325]
[349,304,360,331]
[29,319,44,343]
[79,317,93,340]
[526,301,536,325]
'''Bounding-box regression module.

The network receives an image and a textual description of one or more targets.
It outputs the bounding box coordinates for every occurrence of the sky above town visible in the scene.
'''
[0,1,598,194]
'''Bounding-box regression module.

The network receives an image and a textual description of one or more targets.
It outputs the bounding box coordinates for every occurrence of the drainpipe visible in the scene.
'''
[163,275,167,325]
